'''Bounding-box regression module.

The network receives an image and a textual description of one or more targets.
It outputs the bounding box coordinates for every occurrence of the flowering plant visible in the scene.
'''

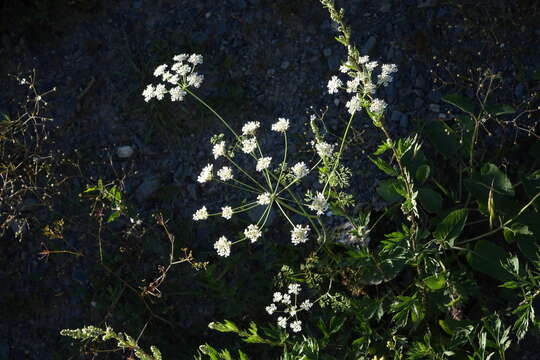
[61,0,540,359]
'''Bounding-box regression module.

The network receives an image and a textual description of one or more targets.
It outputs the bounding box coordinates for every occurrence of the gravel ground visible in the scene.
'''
[1,0,539,359]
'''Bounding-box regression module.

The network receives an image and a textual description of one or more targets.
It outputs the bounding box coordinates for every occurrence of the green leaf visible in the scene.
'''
[374,140,392,155]
[424,120,461,157]
[415,164,431,184]
[433,209,468,246]
[418,187,443,213]
[485,104,516,116]
[466,240,513,282]
[480,163,514,197]
[442,93,475,114]
[376,179,404,204]
[424,273,446,290]
[369,156,398,176]
[107,211,121,223]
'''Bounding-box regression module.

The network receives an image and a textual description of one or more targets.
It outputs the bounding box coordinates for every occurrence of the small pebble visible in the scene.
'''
[429,104,440,113]
[117,145,135,158]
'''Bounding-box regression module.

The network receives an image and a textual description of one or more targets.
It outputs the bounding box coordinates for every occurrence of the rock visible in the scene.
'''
[323,48,332,57]
[136,177,161,202]
[362,36,377,54]
[280,61,290,70]
[133,0,142,8]
[429,104,440,113]
[400,114,409,128]
[117,145,135,158]
[414,97,424,109]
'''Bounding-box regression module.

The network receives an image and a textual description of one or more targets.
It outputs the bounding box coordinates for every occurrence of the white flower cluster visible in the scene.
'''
[327,53,397,116]
[142,53,204,102]
[214,236,232,257]
[191,118,317,258]
[266,284,313,333]
[308,192,328,215]
[291,224,310,245]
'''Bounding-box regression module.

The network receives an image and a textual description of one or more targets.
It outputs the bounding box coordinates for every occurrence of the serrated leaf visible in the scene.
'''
[433,209,468,246]
[369,156,398,176]
[374,140,392,155]
[415,164,431,184]
[443,93,475,114]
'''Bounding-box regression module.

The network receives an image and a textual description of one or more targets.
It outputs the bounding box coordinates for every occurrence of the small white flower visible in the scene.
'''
[291,224,310,245]
[154,84,167,100]
[153,64,168,77]
[327,75,342,94]
[291,162,309,179]
[300,299,313,311]
[161,71,173,82]
[221,206,233,220]
[271,118,290,133]
[277,317,287,328]
[308,192,328,215]
[346,76,361,93]
[290,320,302,333]
[287,306,298,316]
[173,53,188,62]
[142,84,155,102]
[339,61,352,73]
[242,121,260,136]
[381,63,398,75]
[256,157,272,172]
[193,206,208,221]
[281,294,292,305]
[359,55,370,64]
[288,283,301,295]
[214,236,232,257]
[346,96,362,114]
[172,63,191,76]
[244,224,262,243]
[188,54,204,65]
[217,166,234,181]
[212,141,226,159]
[369,98,387,115]
[257,192,272,205]
[315,141,335,158]
[187,73,204,88]
[273,292,283,303]
[266,303,277,315]
[170,86,186,102]
[241,138,257,154]
[363,81,376,94]
[365,61,379,72]
[167,73,179,85]
[197,164,213,183]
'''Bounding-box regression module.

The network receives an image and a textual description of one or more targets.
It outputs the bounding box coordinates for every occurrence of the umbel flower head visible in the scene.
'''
[142,53,204,103]
[266,284,313,334]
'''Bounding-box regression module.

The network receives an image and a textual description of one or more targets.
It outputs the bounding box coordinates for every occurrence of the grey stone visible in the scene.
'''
[400,114,409,128]
[117,145,135,158]
[281,61,290,70]
[323,48,332,57]
[136,177,161,202]
[414,97,424,109]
